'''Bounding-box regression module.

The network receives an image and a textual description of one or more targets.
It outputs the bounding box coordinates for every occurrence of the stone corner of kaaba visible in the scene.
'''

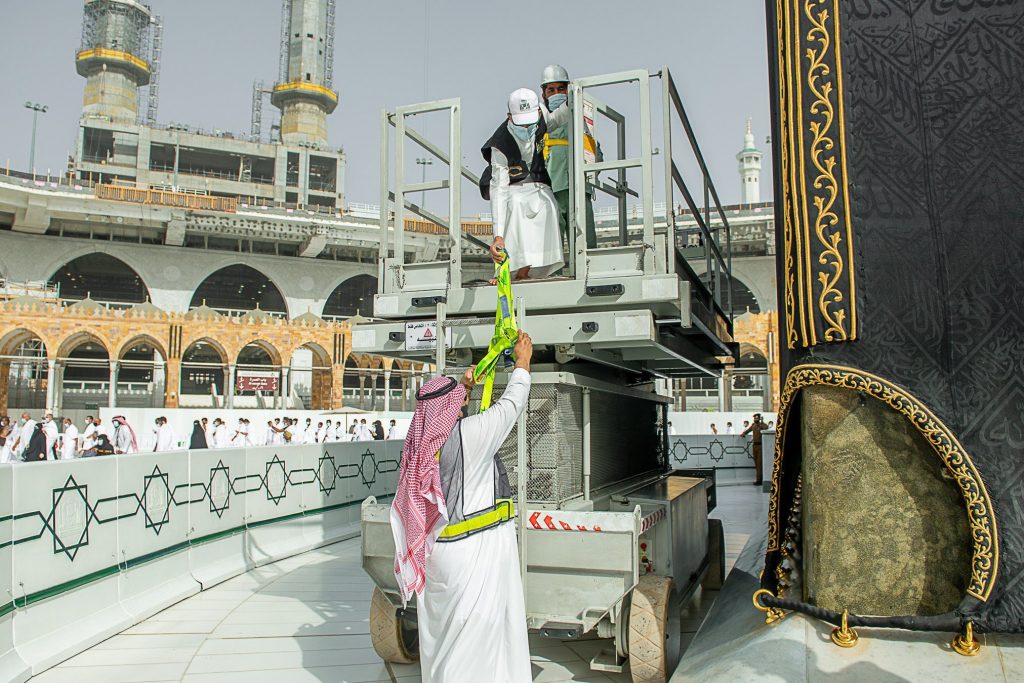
[761,0,1024,632]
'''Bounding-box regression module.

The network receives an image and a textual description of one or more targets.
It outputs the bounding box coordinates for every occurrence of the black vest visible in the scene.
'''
[479,118,551,200]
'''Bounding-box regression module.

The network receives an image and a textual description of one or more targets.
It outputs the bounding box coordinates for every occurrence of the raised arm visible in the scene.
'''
[459,332,533,465]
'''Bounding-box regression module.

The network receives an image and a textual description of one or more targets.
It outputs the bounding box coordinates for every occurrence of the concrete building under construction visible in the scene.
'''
[72,0,345,210]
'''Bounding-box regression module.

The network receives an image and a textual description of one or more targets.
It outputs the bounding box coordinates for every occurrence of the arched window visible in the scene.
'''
[49,253,149,305]
[181,340,226,397]
[191,265,287,315]
[729,278,761,315]
[323,275,376,319]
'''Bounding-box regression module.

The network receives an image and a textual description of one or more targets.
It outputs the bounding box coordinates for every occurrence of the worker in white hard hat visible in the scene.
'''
[480,87,573,280]
[539,63,602,250]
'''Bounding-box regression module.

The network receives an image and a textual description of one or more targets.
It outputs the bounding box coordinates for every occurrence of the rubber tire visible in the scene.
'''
[702,518,726,590]
[628,575,680,683]
[369,586,418,664]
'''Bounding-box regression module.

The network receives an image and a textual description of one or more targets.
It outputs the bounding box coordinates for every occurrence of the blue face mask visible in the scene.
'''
[547,93,567,111]
[511,123,536,142]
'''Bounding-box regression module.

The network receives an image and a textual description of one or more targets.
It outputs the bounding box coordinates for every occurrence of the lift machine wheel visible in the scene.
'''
[369,586,419,664]
[627,574,682,683]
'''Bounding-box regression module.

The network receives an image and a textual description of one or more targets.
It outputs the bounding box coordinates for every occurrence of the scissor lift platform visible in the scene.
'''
[359,67,737,379]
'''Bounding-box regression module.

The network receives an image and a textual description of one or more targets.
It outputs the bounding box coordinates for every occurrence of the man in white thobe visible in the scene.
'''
[485,88,572,281]
[12,413,36,461]
[211,419,228,448]
[392,332,534,683]
[386,419,402,440]
[356,419,374,442]
[61,418,79,460]
[80,416,97,454]
[154,417,176,452]
[42,413,59,460]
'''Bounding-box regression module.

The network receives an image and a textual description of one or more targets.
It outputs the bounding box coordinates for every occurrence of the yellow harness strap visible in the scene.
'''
[542,133,596,161]
[472,255,518,412]
[438,499,516,539]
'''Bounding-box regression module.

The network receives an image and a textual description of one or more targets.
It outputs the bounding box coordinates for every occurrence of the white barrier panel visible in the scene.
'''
[187,448,252,588]
[0,443,401,677]
[667,434,775,485]
[243,445,312,565]
[115,452,199,622]
[0,466,29,683]
[11,458,133,673]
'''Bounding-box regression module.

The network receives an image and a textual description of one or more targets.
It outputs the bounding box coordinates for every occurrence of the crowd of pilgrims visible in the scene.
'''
[0,412,403,462]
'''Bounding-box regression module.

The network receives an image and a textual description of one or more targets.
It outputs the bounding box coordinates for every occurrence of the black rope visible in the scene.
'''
[759,595,964,633]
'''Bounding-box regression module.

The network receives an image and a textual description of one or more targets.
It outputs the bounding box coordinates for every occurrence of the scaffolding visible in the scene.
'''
[145,14,162,126]
[278,0,293,84]
[324,0,336,89]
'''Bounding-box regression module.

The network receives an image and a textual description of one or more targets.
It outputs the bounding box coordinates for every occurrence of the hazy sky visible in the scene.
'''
[0,0,772,211]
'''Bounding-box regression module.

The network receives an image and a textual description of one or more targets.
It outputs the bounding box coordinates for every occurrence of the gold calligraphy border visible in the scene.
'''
[768,364,998,602]
[777,0,858,348]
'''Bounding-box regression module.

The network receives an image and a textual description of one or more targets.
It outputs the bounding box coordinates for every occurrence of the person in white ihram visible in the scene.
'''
[391,331,534,683]
[11,412,36,461]
[485,88,572,281]
[60,417,79,460]
[42,412,59,460]
[79,415,97,454]
[154,416,176,451]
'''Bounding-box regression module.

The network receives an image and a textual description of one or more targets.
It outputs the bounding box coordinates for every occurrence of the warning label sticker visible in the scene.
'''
[405,321,453,351]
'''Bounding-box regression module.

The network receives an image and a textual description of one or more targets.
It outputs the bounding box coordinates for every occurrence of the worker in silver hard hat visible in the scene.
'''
[539,64,601,250]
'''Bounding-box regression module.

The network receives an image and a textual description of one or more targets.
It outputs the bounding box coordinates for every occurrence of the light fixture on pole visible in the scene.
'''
[415,157,433,210]
[24,102,48,175]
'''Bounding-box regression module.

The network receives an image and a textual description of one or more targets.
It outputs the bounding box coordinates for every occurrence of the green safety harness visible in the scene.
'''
[472,253,519,412]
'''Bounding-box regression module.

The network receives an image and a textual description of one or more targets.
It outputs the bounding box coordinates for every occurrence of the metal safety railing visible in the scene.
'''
[568,67,735,321]
[378,99,491,295]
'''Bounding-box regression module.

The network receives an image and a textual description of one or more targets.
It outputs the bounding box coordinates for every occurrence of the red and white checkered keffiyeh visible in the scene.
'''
[390,376,466,604]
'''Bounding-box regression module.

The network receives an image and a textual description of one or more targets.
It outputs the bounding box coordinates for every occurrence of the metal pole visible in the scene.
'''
[582,388,591,501]
[516,296,528,585]
[24,102,47,175]
[29,110,38,174]
[416,157,432,210]
[435,300,446,374]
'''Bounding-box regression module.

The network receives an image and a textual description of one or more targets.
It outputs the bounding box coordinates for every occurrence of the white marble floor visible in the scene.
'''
[29,486,767,683]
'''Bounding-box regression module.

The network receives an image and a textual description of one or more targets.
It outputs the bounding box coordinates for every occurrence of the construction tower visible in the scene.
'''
[76,0,154,122]
[271,0,339,145]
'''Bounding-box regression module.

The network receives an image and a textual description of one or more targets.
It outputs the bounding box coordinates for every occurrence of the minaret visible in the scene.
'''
[76,0,153,121]
[737,118,764,204]
[271,0,339,145]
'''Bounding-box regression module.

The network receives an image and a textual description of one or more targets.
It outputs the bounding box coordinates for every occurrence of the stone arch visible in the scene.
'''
[236,339,283,368]
[728,275,762,315]
[181,337,229,365]
[180,338,229,402]
[57,331,112,360]
[117,334,168,362]
[0,327,51,358]
[289,341,333,410]
[738,343,768,368]
[0,328,49,413]
[322,274,377,318]
[190,264,288,316]
[48,253,151,305]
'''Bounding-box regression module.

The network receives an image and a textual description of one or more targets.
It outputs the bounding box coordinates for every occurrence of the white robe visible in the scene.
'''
[155,424,177,451]
[15,419,37,459]
[356,424,374,442]
[387,426,400,440]
[489,101,572,278]
[61,425,79,460]
[303,425,317,444]
[81,423,97,452]
[212,424,228,448]
[416,368,532,683]
[42,420,58,460]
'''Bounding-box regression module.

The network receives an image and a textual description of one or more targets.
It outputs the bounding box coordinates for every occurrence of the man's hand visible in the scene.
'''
[460,367,477,389]
[490,237,506,265]
[513,331,533,372]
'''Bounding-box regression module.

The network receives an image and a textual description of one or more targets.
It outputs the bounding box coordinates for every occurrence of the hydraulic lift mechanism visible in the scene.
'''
[358,67,735,683]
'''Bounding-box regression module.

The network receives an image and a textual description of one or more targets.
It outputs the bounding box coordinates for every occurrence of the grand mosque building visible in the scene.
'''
[0,0,777,421]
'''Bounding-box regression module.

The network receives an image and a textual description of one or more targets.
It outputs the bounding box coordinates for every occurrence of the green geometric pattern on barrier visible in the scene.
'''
[0,448,400,562]
[668,438,753,465]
